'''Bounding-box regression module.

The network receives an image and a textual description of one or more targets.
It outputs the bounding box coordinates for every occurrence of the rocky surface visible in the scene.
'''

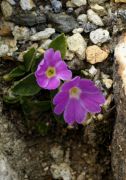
[112,33,126,180]
[0,0,126,179]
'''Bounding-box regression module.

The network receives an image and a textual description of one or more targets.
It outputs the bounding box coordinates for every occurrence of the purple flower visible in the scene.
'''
[53,76,105,125]
[35,48,72,90]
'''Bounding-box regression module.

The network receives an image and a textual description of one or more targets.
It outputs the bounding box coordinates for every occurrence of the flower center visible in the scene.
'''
[46,67,56,78]
[69,87,81,98]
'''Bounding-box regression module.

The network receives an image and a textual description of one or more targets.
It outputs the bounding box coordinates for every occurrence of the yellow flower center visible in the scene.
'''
[46,67,56,78]
[69,87,81,98]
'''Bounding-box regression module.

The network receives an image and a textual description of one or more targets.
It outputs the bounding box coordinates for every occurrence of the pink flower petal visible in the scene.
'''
[35,74,49,88]
[57,70,72,80]
[53,91,69,105]
[44,48,55,65]
[79,79,100,94]
[54,93,69,115]
[61,76,80,92]
[64,98,86,125]
[47,77,60,90]
[80,93,101,113]
[35,60,47,76]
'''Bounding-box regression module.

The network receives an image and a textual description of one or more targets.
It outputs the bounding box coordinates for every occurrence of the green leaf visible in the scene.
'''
[3,90,20,104]
[3,65,25,81]
[20,97,51,115]
[49,33,67,59]
[23,47,36,72]
[11,73,41,96]
[31,54,43,72]
[20,97,51,133]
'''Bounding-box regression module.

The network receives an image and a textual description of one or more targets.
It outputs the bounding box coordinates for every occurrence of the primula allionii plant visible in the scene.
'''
[35,48,105,125]
[35,48,72,90]
[53,76,105,125]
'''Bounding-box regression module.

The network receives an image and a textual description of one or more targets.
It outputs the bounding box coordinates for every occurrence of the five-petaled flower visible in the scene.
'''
[35,48,72,90]
[53,76,105,125]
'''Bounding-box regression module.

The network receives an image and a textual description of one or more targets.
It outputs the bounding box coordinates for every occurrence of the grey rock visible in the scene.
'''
[0,44,9,57]
[20,0,35,10]
[90,28,110,44]
[77,14,88,23]
[51,163,74,180]
[47,13,78,33]
[71,0,87,6]
[30,28,55,41]
[10,13,46,27]
[0,154,18,180]
[1,1,13,17]
[88,0,108,4]
[112,33,126,180]
[12,26,30,40]
[7,0,16,5]
[83,22,97,33]
[87,9,104,26]
[51,0,62,13]
[118,9,126,20]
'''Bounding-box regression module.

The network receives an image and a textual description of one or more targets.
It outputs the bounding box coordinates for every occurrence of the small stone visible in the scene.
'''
[90,4,106,16]
[86,45,109,64]
[88,0,108,4]
[87,9,104,26]
[51,0,62,13]
[0,25,12,36]
[30,28,55,41]
[88,65,97,75]
[83,22,97,33]
[50,145,64,163]
[40,39,52,50]
[71,0,87,6]
[66,1,75,8]
[20,0,35,10]
[67,33,87,60]
[47,13,78,33]
[115,0,126,2]
[51,163,73,180]
[10,13,46,27]
[3,38,18,56]
[0,45,9,57]
[12,26,30,40]
[0,154,18,180]
[7,0,16,5]
[72,27,83,33]
[77,14,88,23]
[1,1,13,17]
[102,79,113,89]
[65,50,74,60]
[67,57,84,70]
[90,28,110,44]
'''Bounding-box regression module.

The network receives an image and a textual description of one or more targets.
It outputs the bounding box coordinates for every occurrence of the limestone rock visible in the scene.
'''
[90,28,110,44]
[115,0,126,2]
[30,28,55,41]
[86,45,109,64]
[1,1,13,17]
[67,33,87,60]
[112,33,126,180]
[90,4,106,16]
[77,14,88,23]
[0,44,9,57]
[87,9,104,26]
[71,0,87,6]
[20,0,35,10]
[51,163,74,180]
[0,154,18,180]
[12,26,30,40]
